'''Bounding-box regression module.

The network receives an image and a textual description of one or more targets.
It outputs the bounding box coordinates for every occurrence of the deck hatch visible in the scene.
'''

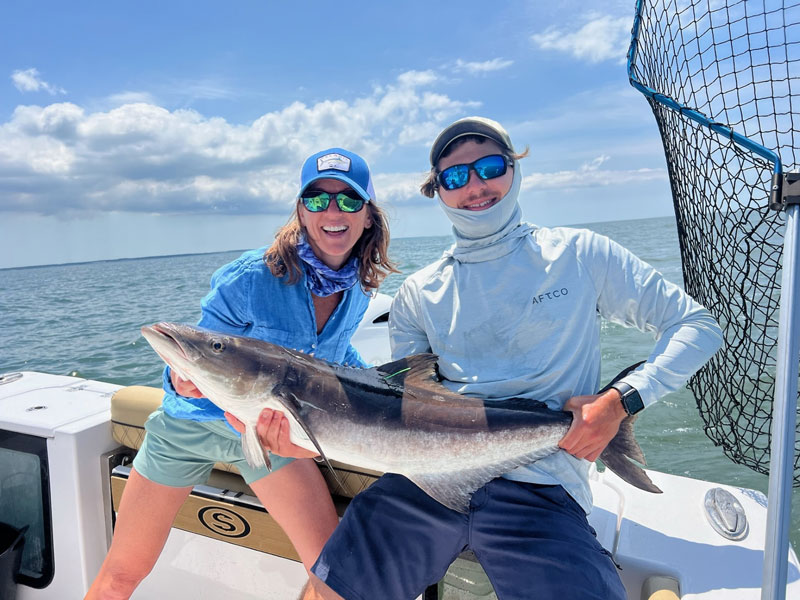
[703,487,748,541]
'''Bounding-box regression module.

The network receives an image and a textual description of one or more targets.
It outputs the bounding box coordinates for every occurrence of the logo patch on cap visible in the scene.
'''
[317,153,351,173]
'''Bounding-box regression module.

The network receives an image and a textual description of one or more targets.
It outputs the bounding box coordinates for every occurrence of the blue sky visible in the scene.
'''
[0,0,673,269]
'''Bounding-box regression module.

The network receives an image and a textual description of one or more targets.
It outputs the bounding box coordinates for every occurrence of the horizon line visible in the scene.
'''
[1,214,673,272]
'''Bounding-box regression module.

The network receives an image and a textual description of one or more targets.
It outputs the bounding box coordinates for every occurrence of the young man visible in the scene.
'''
[306,117,723,599]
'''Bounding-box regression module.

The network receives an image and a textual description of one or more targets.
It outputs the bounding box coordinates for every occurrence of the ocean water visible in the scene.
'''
[0,215,797,554]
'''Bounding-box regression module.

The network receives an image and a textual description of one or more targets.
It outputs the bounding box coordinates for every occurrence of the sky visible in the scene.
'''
[0,0,675,269]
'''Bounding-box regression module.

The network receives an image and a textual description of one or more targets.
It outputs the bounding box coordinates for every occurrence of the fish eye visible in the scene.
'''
[210,339,226,353]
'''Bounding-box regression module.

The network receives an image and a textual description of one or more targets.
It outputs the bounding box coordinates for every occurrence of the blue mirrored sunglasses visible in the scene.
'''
[300,190,367,213]
[437,154,510,191]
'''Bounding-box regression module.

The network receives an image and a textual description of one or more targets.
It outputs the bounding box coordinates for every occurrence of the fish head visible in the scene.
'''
[141,322,286,411]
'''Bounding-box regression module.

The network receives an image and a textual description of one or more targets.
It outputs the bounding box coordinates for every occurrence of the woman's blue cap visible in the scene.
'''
[299,148,375,203]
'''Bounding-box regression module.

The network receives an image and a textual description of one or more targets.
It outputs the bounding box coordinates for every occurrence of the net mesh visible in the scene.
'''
[629,0,800,483]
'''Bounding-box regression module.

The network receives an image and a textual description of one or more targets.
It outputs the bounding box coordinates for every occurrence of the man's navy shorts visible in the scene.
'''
[312,474,626,600]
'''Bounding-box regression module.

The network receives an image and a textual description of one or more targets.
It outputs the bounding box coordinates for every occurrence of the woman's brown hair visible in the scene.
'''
[420,135,529,198]
[264,201,398,292]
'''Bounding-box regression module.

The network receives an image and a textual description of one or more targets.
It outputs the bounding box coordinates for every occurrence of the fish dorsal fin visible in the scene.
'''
[375,353,440,389]
[375,354,491,430]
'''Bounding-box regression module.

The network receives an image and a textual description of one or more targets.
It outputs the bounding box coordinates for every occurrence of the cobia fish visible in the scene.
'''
[141,322,661,512]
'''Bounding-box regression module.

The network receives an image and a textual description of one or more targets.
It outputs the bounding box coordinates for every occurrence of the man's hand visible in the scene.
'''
[558,389,628,462]
[224,409,320,460]
[170,371,203,398]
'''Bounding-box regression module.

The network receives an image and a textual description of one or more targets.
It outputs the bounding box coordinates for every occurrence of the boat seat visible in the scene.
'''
[110,385,382,502]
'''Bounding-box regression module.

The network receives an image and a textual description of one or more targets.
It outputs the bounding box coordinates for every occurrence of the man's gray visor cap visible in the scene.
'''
[429,116,515,166]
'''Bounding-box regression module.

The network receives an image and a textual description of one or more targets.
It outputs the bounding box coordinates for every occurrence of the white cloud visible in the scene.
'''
[531,15,631,63]
[454,58,514,74]
[521,155,667,191]
[374,171,428,204]
[0,70,475,216]
[11,68,66,95]
[107,91,159,106]
[396,70,438,87]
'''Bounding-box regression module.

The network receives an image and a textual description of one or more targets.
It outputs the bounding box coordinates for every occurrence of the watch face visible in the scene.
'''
[623,389,644,415]
[613,382,644,415]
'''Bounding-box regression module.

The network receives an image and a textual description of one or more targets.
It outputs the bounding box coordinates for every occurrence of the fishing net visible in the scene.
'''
[628,0,800,483]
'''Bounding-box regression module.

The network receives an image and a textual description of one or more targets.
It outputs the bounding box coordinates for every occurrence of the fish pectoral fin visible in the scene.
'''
[271,387,325,455]
[271,386,344,490]
[242,425,272,471]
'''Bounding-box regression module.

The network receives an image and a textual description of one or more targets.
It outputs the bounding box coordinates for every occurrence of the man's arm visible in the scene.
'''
[590,233,723,407]
[587,231,722,405]
[560,231,723,459]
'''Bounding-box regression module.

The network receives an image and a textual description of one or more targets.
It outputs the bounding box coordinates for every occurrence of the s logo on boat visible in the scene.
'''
[197,506,251,538]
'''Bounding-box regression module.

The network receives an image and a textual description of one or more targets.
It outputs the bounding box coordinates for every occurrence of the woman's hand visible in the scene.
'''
[170,371,203,398]
[224,409,321,460]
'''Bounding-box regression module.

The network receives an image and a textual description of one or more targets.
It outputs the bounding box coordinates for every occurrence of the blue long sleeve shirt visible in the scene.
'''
[161,247,371,421]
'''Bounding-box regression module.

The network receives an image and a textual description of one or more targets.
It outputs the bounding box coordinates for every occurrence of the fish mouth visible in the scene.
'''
[141,322,190,362]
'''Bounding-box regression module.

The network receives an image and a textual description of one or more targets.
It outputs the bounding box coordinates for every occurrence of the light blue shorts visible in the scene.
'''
[132,408,295,487]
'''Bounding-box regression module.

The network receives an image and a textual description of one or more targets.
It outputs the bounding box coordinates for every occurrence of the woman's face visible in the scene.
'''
[298,178,372,270]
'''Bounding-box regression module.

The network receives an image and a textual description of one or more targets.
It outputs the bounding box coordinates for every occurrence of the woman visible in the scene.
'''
[87,148,396,599]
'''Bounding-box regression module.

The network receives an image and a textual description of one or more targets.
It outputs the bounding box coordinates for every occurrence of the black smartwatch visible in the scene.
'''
[610,382,644,416]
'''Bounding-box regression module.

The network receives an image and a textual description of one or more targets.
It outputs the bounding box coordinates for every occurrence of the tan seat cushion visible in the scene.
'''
[110,385,380,498]
[110,385,163,451]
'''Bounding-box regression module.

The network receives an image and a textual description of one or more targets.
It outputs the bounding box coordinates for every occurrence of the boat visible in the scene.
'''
[3,1,799,597]
[1,292,799,600]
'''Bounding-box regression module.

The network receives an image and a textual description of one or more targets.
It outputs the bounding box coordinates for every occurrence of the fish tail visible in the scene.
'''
[599,415,662,493]
[242,425,272,471]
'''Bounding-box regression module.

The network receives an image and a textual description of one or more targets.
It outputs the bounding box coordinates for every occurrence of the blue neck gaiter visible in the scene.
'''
[296,236,360,297]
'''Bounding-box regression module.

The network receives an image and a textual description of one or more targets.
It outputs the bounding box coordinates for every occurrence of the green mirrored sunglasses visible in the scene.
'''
[300,190,367,213]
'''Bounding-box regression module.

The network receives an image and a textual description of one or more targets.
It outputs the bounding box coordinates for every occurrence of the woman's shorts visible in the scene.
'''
[132,407,295,487]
